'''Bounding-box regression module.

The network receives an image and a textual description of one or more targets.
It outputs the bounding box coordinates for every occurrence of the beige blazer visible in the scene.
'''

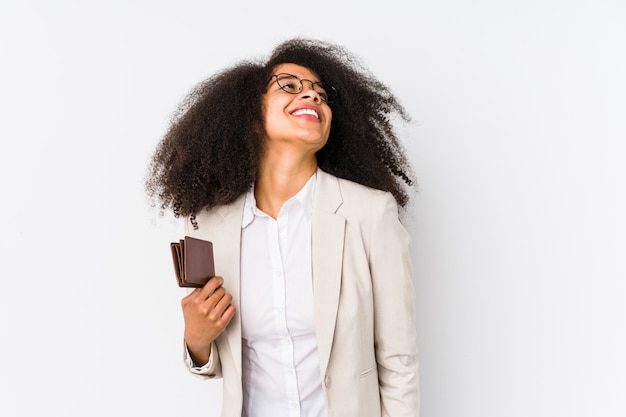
[183,169,419,417]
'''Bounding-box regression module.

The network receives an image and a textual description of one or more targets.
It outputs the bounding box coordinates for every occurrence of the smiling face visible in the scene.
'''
[261,63,333,157]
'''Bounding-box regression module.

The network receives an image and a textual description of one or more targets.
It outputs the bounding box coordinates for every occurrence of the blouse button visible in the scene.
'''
[324,375,331,388]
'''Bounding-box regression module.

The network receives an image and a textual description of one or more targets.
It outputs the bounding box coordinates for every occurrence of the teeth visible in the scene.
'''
[292,108,319,118]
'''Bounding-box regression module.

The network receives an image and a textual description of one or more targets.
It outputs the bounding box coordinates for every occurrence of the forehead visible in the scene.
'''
[273,63,320,81]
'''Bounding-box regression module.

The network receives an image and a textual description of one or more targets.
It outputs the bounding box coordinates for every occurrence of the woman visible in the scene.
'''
[146,38,419,417]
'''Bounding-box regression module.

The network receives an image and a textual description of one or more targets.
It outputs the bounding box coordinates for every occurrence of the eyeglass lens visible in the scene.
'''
[275,74,333,103]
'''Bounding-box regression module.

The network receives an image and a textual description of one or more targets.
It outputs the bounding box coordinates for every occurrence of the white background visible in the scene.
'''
[1,1,625,416]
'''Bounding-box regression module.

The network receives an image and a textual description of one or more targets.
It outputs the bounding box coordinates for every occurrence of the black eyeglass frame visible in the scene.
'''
[268,73,338,106]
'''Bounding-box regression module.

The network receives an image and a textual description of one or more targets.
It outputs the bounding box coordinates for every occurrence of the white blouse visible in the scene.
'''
[238,173,327,417]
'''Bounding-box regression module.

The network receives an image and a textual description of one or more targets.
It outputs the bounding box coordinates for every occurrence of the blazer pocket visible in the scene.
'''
[359,365,377,378]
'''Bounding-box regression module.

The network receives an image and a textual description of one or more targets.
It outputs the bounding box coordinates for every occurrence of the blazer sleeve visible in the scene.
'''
[369,193,420,416]
[180,215,223,379]
[182,341,222,379]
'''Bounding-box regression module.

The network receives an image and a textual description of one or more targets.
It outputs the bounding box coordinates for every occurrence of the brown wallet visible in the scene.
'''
[170,236,215,288]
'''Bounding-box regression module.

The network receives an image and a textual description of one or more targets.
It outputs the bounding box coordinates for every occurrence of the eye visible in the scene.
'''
[282,82,299,91]
[276,75,301,93]
[313,83,329,102]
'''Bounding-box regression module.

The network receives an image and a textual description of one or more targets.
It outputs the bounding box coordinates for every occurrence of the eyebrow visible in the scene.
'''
[280,73,322,83]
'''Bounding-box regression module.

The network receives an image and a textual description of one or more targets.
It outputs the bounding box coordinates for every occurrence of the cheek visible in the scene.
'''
[260,99,278,133]
[324,112,333,134]
[261,106,288,140]
[262,96,286,122]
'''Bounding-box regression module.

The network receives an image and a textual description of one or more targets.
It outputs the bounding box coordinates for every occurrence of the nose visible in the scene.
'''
[299,80,322,103]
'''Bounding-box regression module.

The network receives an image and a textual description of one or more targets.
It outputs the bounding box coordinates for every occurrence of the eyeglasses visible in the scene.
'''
[268,73,337,106]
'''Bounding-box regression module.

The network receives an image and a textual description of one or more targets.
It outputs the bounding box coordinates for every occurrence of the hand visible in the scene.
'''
[181,276,235,365]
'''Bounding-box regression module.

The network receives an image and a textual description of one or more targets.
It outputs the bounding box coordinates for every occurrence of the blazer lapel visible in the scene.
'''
[311,170,345,376]
[197,196,246,381]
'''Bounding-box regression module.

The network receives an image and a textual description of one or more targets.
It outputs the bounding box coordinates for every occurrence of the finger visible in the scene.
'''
[211,291,232,316]
[202,291,232,322]
[211,286,227,300]
[198,276,224,299]
[209,301,236,328]
[197,287,226,315]
[219,304,236,326]
[181,287,201,306]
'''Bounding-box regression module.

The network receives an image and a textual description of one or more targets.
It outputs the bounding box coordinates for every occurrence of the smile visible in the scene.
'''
[291,108,319,119]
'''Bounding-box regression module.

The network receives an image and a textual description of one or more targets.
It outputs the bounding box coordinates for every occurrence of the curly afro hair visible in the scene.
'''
[146,38,415,218]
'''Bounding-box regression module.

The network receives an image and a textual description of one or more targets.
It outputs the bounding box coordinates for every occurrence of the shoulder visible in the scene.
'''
[184,194,246,237]
[318,169,398,213]
[339,177,393,204]
[315,170,410,254]
[315,170,399,228]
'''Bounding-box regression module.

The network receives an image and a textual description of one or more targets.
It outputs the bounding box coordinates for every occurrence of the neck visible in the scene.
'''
[255,150,317,219]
